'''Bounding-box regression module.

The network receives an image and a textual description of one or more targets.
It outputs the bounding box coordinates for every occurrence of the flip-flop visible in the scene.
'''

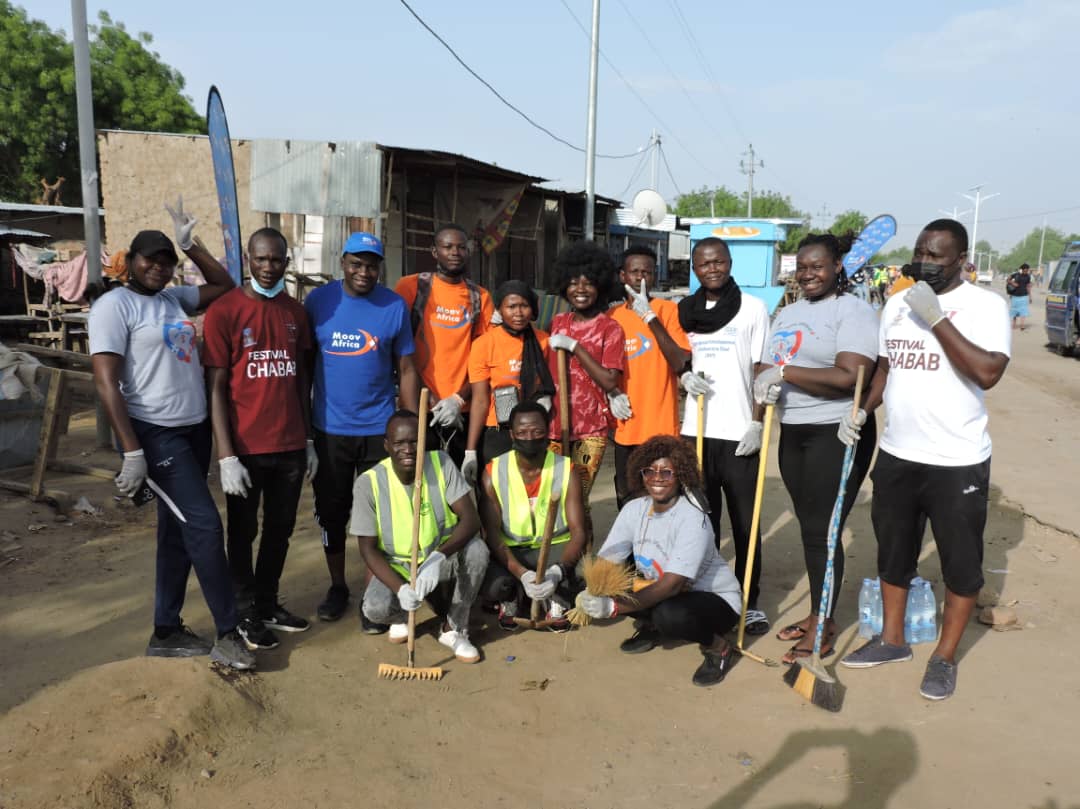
[782,642,835,666]
[775,623,807,642]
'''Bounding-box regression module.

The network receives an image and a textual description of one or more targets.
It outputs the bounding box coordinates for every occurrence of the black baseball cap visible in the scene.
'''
[129,230,179,263]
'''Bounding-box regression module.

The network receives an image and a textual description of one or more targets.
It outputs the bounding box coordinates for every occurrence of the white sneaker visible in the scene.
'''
[388,622,408,644]
[438,627,480,663]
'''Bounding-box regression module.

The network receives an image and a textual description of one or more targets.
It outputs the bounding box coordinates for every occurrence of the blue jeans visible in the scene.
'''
[131,418,237,635]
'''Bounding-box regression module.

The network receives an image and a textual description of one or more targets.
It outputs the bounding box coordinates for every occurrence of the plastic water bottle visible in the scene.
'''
[904,577,924,643]
[916,580,938,643]
[857,578,875,639]
[870,579,883,636]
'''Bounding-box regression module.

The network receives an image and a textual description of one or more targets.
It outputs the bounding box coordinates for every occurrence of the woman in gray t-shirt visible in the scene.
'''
[575,435,742,687]
[752,232,879,664]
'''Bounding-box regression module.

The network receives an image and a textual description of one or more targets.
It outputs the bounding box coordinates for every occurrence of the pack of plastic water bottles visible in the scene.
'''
[857,576,937,643]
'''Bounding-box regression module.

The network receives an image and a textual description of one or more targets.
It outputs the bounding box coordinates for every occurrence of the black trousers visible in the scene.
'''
[311,430,387,554]
[699,436,762,609]
[778,417,876,617]
[641,592,740,646]
[429,421,467,468]
[226,449,306,614]
[613,441,637,510]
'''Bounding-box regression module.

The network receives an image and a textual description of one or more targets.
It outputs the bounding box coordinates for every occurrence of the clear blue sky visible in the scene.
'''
[32,0,1080,254]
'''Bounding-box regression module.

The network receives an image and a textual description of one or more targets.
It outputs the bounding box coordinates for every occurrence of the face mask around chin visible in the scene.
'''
[512,438,548,459]
[905,262,952,292]
[250,276,286,298]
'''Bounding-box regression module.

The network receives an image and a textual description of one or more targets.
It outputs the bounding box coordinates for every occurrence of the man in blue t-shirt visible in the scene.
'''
[305,232,420,625]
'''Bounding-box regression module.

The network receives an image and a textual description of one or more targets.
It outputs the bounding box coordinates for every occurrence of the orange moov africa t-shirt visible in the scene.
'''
[395,273,494,405]
[609,297,690,446]
[468,326,550,427]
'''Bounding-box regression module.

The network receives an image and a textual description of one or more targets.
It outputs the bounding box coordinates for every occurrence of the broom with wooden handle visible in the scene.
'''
[782,365,866,711]
[378,389,443,681]
[556,349,571,455]
[734,403,780,667]
[696,393,705,471]
[512,491,562,629]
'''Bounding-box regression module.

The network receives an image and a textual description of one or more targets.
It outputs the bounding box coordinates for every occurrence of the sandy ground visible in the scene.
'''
[2,283,1079,809]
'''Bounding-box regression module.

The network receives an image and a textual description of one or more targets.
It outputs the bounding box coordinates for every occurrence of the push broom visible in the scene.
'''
[783,365,866,711]
[734,403,779,667]
[378,389,444,682]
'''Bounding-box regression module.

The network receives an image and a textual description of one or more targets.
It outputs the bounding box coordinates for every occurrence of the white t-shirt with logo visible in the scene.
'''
[680,294,769,442]
[878,282,1011,466]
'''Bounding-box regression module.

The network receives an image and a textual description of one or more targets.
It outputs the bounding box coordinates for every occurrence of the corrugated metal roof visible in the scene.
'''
[0,225,51,239]
[0,202,105,216]
[380,144,544,184]
[251,139,382,217]
[613,209,679,231]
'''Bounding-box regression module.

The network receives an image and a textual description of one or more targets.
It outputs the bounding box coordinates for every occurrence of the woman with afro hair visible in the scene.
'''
[545,241,627,540]
[574,435,744,687]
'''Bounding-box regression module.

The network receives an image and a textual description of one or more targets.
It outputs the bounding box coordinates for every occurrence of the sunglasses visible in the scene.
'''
[641,467,675,481]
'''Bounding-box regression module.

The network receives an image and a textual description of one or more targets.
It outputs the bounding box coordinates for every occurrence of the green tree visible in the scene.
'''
[674,186,808,252]
[870,245,912,265]
[0,3,204,203]
[828,209,867,239]
[1000,227,1080,270]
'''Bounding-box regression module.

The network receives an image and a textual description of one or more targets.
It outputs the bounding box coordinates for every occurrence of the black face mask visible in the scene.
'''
[905,262,952,293]
[512,437,548,460]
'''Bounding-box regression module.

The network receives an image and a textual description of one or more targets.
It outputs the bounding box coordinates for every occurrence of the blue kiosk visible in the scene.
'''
[685,218,804,314]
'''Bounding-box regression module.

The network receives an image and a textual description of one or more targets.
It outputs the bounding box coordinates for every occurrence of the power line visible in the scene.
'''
[397,0,639,159]
[557,0,715,184]
[659,143,684,198]
[617,142,654,199]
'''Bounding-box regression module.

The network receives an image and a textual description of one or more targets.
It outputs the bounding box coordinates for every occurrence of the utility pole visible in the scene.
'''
[739,143,763,217]
[816,204,832,229]
[937,206,972,221]
[1037,216,1047,277]
[649,129,660,190]
[71,0,101,285]
[582,0,601,242]
[960,184,999,260]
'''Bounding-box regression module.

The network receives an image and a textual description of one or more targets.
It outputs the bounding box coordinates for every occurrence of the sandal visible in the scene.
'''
[775,623,807,642]
[782,641,835,666]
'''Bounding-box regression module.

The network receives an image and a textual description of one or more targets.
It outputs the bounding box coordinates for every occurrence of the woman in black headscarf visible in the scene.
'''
[462,280,555,484]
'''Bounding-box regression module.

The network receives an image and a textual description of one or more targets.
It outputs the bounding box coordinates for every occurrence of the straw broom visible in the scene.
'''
[378,389,443,681]
[782,365,866,711]
[566,556,638,627]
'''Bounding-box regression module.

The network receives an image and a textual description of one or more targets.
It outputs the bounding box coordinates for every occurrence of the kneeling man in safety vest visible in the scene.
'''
[479,401,587,631]
[353,409,489,663]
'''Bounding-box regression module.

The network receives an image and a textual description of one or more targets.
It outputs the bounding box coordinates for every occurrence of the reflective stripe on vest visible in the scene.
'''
[492,450,570,548]
[366,452,457,577]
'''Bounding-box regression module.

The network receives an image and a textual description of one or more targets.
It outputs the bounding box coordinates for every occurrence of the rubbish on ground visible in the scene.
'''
[978,606,1020,630]
[73,496,101,515]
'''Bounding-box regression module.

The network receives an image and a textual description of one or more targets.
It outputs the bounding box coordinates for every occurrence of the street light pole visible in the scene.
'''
[959,184,999,259]
[582,0,601,242]
[71,0,102,284]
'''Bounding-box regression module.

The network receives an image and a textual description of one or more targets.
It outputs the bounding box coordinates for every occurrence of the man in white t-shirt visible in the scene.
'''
[838,218,1011,701]
[676,237,771,635]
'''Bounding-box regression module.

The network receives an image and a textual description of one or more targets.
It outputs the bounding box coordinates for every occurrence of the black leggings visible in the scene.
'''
[778,416,876,617]
[641,592,740,646]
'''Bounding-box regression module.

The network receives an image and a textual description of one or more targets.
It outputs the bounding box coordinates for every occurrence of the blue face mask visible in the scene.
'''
[250,276,285,298]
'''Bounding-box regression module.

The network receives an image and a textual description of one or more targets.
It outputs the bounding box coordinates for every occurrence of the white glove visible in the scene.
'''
[575,591,615,619]
[734,422,764,457]
[430,394,464,428]
[549,333,579,353]
[680,370,712,397]
[115,449,148,496]
[490,310,504,326]
[397,582,422,612]
[414,550,446,599]
[219,456,252,497]
[905,281,946,328]
[536,395,553,413]
[624,279,656,323]
[838,408,867,447]
[520,569,556,601]
[163,195,196,251]
[753,365,784,405]
[305,439,319,480]
[608,391,632,420]
[461,449,478,485]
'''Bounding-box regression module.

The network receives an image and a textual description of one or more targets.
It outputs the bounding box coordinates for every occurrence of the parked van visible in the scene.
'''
[1045,241,1080,355]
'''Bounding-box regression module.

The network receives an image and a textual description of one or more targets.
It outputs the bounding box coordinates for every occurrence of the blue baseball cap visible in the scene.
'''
[342,232,384,258]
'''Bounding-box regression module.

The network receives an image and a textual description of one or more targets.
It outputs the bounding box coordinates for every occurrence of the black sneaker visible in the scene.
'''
[237,618,280,650]
[317,585,350,622]
[619,625,660,654]
[261,603,311,633]
[145,625,213,658]
[360,611,390,635]
[210,630,257,670]
[692,644,735,687]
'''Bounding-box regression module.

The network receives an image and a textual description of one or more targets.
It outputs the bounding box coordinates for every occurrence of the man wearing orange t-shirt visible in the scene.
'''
[395,225,494,465]
[609,247,691,507]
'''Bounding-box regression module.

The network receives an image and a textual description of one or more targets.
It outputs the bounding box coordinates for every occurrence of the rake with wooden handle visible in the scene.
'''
[513,491,562,630]
[378,389,444,681]
[556,348,571,455]
[696,392,705,471]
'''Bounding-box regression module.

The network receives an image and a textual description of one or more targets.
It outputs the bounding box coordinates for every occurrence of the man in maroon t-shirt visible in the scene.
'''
[202,227,316,651]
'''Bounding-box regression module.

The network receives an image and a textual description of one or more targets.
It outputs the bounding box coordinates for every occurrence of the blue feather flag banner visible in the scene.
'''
[843,214,897,275]
[207,86,243,284]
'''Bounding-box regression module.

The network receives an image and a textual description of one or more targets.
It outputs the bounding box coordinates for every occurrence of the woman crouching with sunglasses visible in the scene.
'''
[575,435,743,686]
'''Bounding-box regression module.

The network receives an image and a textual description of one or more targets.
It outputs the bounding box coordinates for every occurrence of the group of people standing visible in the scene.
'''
[89,204,1009,700]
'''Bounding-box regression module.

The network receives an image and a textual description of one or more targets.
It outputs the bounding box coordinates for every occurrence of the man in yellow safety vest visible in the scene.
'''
[478,401,587,631]
[352,409,488,663]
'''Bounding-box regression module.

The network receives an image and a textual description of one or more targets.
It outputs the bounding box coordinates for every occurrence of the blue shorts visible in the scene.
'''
[1009,295,1029,318]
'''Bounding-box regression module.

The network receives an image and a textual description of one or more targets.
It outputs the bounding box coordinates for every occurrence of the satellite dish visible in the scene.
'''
[631,188,668,227]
